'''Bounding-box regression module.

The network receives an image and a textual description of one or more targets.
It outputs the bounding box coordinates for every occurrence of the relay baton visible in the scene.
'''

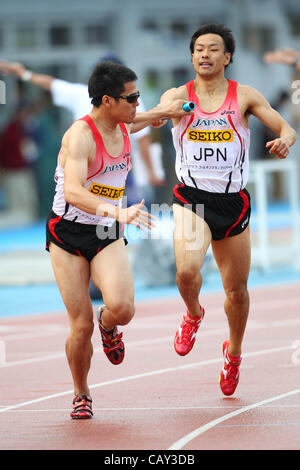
[182,101,195,112]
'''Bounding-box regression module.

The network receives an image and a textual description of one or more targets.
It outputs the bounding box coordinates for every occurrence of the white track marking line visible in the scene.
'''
[134,281,300,307]
[0,336,174,368]
[168,388,300,450]
[2,404,300,412]
[0,344,294,415]
[1,292,300,341]
[1,311,299,368]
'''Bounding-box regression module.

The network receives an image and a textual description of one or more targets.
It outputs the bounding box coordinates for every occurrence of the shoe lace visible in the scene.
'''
[181,316,199,341]
[224,355,241,381]
[110,331,123,345]
[101,326,123,352]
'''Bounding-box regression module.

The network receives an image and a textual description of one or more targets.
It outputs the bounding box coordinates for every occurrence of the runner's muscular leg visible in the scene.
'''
[49,242,94,396]
[211,226,251,357]
[173,204,212,317]
[90,239,135,331]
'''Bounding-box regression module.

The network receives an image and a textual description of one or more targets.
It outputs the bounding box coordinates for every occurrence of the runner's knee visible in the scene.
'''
[107,299,135,326]
[224,284,249,307]
[176,263,201,285]
[70,317,94,340]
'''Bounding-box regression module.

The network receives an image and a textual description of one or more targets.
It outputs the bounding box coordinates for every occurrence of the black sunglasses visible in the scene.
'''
[113,92,140,104]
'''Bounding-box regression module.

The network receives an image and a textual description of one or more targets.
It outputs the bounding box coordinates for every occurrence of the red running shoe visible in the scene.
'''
[174,308,205,356]
[70,394,93,419]
[219,340,242,396]
[97,305,125,365]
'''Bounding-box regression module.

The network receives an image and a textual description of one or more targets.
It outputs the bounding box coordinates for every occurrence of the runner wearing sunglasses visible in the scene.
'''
[45,60,192,418]
[113,92,140,103]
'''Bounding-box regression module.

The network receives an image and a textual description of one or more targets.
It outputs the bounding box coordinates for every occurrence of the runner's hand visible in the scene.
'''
[155,99,194,119]
[117,200,156,230]
[151,119,167,128]
[266,137,290,159]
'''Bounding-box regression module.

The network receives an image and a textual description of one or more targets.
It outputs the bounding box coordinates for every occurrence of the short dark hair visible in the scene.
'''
[88,61,137,107]
[190,23,235,66]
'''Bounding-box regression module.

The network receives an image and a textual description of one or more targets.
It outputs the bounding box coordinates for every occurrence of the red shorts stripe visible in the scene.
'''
[224,190,249,238]
[173,184,189,205]
[48,216,64,244]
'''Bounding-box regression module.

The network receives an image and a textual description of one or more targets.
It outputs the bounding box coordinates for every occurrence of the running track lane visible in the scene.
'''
[0,282,300,450]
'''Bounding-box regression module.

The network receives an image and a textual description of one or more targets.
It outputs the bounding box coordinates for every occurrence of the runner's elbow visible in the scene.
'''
[64,182,81,206]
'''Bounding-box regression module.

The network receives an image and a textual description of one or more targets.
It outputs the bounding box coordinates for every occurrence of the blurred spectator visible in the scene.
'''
[263,47,300,71]
[0,55,167,294]
[0,56,166,208]
[0,102,41,225]
[263,48,300,201]
[263,46,300,127]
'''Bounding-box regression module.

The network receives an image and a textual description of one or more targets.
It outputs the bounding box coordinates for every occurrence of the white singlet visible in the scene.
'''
[172,79,250,193]
[52,115,131,226]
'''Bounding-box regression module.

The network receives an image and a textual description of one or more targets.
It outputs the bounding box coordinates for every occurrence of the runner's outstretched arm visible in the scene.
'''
[131,98,193,133]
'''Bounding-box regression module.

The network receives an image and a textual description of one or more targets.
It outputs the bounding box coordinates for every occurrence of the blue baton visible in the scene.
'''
[182,101,195,112]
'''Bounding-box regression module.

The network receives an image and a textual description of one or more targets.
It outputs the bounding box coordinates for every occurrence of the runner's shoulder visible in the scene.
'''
[160,85,188,103]
[62,119,94,155]
[236,82,261,101]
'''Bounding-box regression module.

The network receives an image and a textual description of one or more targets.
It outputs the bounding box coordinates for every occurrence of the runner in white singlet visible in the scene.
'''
[172,78,250,193]
[160,23,296,397]
[52,115,131,227]
[45,60,192,418]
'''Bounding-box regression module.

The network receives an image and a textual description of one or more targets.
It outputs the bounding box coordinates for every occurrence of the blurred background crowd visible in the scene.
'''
[0,0,300,293]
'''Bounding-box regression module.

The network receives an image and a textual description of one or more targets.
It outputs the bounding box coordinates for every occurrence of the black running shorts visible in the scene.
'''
[46,210,127,262]
[172,183,251,240]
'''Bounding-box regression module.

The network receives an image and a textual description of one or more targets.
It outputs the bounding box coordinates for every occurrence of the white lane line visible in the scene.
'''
[2,404,300,413]
[0,336,174,368]
[0,344,293,415]
[0,313,294,368]
[0,325,68,342]
[1,292,300,341]
[168,388,300,450]
[0,361,217,415]
[1,310,299,368]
